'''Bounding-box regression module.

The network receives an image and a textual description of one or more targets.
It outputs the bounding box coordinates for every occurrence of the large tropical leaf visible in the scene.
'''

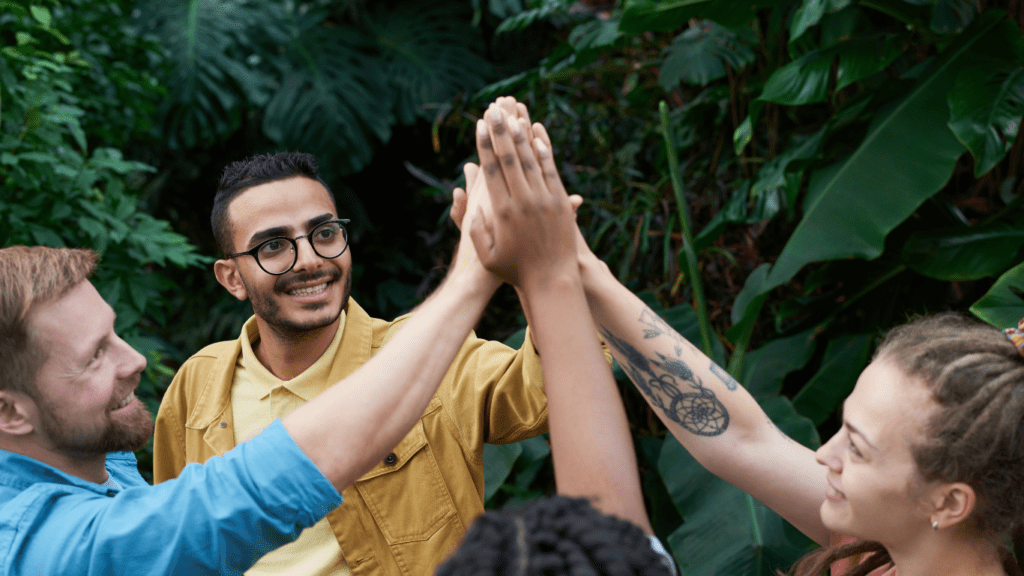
[759,11,1009,293]
[901,212,1024,280]
[262,9,393,176]
[658,397,817,576]
[948,59,1024,177]
[791,334,874,425]
[970,260,1024,329]
[619,0,787,33]
[368,2,493,125]
[147,0,283,148]
[789,0,851,43]
[739,329,818,399]
[659,20,756,89]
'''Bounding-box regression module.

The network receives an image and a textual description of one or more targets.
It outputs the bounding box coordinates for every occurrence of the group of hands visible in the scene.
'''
[448,96,596,294]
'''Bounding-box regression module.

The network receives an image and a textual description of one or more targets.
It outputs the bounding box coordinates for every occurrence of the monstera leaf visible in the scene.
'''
[368,2,493,125]
[659,20,757,88]
[149,0,283,148]
[620,0,787,33]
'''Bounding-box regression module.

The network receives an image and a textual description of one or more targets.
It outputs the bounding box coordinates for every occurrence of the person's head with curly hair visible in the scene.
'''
[436,496,672,576]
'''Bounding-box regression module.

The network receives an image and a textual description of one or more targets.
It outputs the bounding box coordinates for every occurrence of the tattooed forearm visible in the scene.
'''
[639,308,697,357]
[600,327,728,437]
[709,362,739,391]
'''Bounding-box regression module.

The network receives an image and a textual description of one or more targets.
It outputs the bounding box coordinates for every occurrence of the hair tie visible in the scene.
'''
[1004,318,1024,358]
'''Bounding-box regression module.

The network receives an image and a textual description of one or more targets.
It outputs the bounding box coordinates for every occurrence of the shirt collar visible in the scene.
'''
[238,311,347,402]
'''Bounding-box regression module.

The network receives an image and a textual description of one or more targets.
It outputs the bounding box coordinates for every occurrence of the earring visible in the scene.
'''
[931,520,938,531]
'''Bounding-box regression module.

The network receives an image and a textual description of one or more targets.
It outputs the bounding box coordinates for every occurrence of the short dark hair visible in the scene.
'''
[436,496,672,576]
[211,152,338,255]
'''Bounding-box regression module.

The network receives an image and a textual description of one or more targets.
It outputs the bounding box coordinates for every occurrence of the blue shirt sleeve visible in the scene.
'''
[4,420,342,576]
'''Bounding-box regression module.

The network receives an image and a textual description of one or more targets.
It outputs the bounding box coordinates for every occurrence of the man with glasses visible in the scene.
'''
[153,152,548,576]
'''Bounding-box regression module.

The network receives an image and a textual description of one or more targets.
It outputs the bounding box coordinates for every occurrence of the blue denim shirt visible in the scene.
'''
[0,420,342,575]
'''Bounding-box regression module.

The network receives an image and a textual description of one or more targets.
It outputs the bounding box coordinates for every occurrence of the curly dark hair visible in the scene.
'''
[436,496,672,576]
[210,151,337,255]
[789,312,1024,576]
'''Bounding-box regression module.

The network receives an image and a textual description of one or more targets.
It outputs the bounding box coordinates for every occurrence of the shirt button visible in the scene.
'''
[384,453,397,466]
[220,422,227,428]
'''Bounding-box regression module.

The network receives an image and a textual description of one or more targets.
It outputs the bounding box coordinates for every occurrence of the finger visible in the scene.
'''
[514,117,548,197]
[569,194,583,212]
[468,207,497,273]
[463,162,479,194]
[515,102,536,142]
[451,187,467,229]
[534,137,569,200]
[487,108,535,203]
[532,122,554,150]
[477,116,513,215]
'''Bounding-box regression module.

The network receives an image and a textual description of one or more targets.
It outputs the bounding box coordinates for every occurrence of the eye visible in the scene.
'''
[315,225,338,240]
[847,433,863,459]
[91,345,105,363]
[259,239,287,255]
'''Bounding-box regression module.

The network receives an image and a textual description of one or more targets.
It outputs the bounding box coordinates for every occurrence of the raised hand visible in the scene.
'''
[468,105,578,289]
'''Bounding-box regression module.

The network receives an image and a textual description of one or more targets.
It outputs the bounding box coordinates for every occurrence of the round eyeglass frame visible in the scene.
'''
[226,218,351,276]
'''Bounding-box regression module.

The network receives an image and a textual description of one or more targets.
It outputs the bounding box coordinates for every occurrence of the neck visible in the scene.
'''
[0,436,108,484]
[886,528,1005,576]
[252,316,341,380]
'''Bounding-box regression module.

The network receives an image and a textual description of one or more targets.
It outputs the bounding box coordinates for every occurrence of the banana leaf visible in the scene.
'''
[948,60,1024,177]
[659,397,818,576]
[761,11,1010,293]
[901,213,1024,280]
[791,334,874,425]
[970,260,1024,329]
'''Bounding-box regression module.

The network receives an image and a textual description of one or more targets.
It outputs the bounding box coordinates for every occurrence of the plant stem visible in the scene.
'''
[659,100,714,356]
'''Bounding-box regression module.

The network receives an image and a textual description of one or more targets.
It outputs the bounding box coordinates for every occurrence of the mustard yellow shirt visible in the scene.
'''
[154,299,548,576]
[233,313,350,575]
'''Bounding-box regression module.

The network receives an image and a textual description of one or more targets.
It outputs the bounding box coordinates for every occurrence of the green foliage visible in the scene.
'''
[146,0,493,176]
[660,20,757,89]
[1,0,208,478]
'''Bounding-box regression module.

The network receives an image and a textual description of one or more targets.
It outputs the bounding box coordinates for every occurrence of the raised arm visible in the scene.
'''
[524,122,830,546]
[282,181,501,493]
[470,103,652,533]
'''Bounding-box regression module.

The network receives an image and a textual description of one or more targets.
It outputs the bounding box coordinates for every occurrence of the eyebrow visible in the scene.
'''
[843,416,877,452]
[246,214,336,248]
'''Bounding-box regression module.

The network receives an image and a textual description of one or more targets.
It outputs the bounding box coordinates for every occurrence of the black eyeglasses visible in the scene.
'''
[227,219,350,275]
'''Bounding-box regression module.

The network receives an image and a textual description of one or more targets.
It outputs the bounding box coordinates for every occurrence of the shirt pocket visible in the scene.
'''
[354,416,457,544]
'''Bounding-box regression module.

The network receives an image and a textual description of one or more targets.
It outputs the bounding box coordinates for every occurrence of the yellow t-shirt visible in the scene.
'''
[232,314,351,576]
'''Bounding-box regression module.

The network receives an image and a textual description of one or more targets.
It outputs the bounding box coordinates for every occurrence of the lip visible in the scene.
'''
[111,392,136,412]
[825,479,846,502]
[282,279,334,301]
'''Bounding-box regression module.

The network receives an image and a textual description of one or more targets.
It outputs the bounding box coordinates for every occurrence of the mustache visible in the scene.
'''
[274,269,342,293]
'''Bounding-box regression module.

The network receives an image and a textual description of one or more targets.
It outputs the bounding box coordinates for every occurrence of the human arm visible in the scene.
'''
[281,184,502,493]
[515,121,830,545]
[470,105,652,532]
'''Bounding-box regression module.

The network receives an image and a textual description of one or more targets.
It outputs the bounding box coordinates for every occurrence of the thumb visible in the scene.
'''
[468,208,496,268]
[450,187,468,230]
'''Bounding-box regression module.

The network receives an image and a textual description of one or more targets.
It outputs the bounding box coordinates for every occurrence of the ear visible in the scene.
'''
[0,391,37,436]
[214,258,249,301]
[930,482,976,530]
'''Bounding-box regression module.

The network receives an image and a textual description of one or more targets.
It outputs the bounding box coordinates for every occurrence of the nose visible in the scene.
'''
[290,236,323,273]
[113,334,147,379]
[815,431,844,472]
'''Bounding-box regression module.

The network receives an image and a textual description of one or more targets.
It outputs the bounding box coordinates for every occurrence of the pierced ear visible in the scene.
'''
[931,482,976,530]
[214,258,248,301]
[0,391,37,436]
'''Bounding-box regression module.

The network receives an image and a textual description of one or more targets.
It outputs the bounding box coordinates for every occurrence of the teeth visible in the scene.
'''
[115,393,134,410]
[288,282,328,296]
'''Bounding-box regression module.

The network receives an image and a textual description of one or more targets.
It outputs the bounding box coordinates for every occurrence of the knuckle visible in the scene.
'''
[500,153,517,168]
[483,162,502,178]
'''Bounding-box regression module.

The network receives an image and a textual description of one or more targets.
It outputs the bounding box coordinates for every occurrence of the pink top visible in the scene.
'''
[829,533,896,576]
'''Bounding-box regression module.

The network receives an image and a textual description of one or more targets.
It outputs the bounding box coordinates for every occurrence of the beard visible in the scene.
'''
[36,393,154,455]
[245,268,352,337]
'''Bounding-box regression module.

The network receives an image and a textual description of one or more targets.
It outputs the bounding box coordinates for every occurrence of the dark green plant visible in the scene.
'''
[0,0,208,480]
